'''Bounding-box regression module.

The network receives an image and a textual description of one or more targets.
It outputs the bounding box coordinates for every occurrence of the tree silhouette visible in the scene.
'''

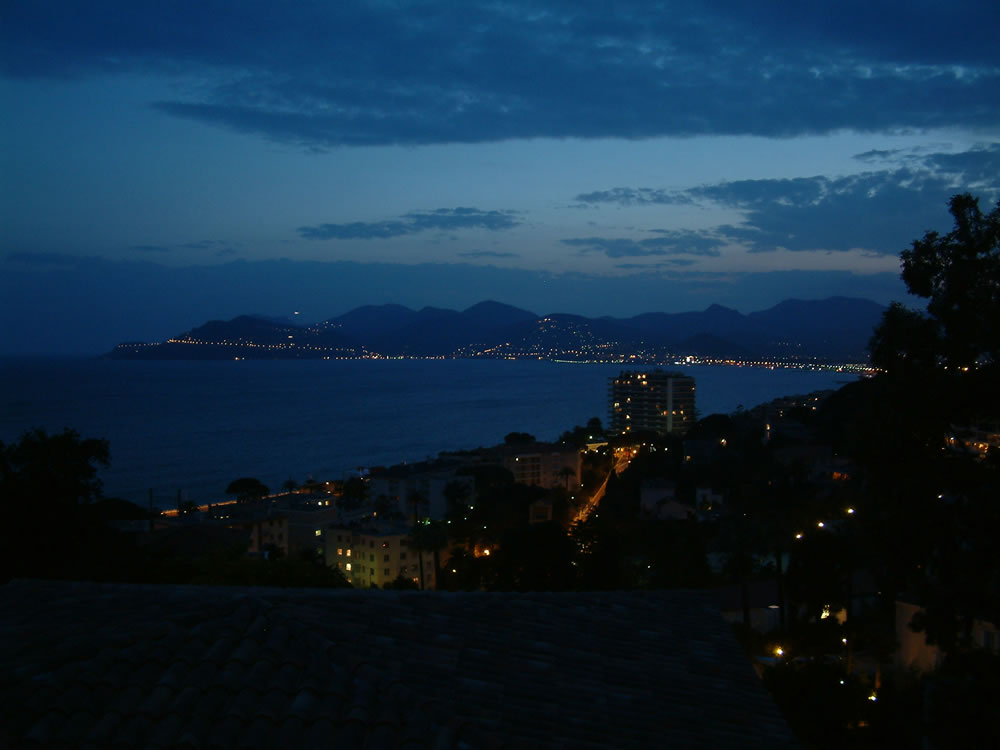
[1,428,110,579]
[408,520,449,590]
[225,477,269,503]
[865,193,1000,656]
[871,193,1000,420]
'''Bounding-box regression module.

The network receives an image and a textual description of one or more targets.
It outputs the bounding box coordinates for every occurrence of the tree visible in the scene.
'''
[865,193,1000,656]
[504,431,536,445]
[408,520,449,590]
[871,193,1000,416]
[383,573,419,590]
[1,428,111,579]
[443,479,471,517]
[225,477,269,503]
[1,428,109,511]
[406,488,429,523]
[339,476,368,511]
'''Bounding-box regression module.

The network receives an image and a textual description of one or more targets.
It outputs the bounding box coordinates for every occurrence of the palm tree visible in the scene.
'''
[408,520,449,590]
[407,488,429,524]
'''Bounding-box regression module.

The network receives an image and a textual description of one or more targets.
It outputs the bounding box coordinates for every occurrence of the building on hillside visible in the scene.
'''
[326,524,436,589]
[368,463,475,521]
[499,443,582,489]
[241,517,289,558]
[639,479,695,520]
[609,369,696,435]
[895,600,1000,672]
[281,506,339,558]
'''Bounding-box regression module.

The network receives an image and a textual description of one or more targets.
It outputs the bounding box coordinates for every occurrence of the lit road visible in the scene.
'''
[159,491,295,518]
[572,454,631,525]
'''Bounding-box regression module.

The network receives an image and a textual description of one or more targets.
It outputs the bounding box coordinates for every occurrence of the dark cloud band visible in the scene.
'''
[562,231,724,258]
[299,208,520,240]
[4,2,998,147]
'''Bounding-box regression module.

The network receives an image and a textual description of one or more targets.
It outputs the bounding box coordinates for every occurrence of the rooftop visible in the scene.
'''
[1,580,797,749]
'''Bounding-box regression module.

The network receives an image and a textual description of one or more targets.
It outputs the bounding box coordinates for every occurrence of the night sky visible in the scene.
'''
[2,1,998,353]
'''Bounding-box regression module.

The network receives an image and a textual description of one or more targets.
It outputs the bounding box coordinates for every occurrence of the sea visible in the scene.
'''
[0,358,857,510]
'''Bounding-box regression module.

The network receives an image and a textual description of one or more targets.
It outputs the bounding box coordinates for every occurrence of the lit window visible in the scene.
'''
[346,563,352,571]
[314,529,322,537]
[346,549,352,557]
[337,548,343,556]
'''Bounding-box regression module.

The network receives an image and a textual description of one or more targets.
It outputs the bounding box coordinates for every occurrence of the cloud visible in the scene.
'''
[298,221,411,240]
[690,164,995,253]
[574,144,999,255]
[615,259,697,269]
[644,230,726,256]
[574,188,690,206]
[130,239,240,256]
[458,250,520,258]
[562,230,724,258]
[299,207,520,240]
[921,143,1000,186]
[182,239,234,250]
[4,2,999,146]
[562,237,665,258]
[853,149,905,164]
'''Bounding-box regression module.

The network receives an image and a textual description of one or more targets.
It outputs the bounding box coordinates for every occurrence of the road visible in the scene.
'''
[572,454,630,525]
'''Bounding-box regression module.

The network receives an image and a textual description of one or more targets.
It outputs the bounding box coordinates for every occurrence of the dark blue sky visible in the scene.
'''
[2,1,998,353]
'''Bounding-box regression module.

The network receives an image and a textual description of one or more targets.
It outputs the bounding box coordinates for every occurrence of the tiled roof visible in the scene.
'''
[0,580,798,749]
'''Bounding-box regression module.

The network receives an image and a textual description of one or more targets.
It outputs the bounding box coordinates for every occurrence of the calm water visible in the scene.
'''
[0,358,855,508]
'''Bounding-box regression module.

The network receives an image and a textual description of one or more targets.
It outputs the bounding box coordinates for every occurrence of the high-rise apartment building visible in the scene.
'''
[609,369,696,435]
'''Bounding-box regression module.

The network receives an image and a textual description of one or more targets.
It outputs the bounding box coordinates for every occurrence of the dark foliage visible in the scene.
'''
[0,428,110,580]
[225,476,270,502]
